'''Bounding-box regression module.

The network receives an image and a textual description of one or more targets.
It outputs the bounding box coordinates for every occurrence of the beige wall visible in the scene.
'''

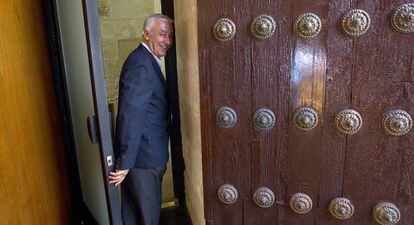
[98,0,158,103]
[174,1,205,225]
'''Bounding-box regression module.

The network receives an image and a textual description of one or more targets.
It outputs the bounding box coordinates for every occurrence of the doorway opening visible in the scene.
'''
[44,0,190,224]
[97,0,187,212]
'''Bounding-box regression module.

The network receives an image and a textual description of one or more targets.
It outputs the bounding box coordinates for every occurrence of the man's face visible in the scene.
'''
[143,19,173,58]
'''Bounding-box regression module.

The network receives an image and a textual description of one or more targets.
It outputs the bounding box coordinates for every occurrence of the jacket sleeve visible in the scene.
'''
[115,62,154,170]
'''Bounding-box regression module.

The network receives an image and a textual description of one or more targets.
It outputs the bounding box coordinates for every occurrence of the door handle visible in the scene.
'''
[87,115,100,144]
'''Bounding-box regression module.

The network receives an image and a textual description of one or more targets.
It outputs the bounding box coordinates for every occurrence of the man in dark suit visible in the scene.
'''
[108,14,174,225]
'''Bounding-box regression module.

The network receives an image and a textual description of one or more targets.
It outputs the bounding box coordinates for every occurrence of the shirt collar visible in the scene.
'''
[141,42,162,69]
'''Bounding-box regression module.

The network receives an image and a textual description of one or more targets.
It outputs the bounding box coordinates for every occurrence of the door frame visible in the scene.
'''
[43,0,188,223]
[161,0,187,206]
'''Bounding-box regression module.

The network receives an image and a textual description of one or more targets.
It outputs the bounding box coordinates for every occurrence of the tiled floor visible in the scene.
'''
[160,206,192,225]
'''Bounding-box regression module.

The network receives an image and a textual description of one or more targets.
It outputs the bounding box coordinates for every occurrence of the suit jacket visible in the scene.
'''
[115,44,169,169]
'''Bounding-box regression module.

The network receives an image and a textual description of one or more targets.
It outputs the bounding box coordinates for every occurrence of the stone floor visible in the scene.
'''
[160,205,192,225]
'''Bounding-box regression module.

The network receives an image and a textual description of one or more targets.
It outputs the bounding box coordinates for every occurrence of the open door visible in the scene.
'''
[54,0,121,224]
[82,0,122,224]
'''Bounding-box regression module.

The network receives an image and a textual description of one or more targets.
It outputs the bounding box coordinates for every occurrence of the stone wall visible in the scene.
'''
[98,0,158,103]
[174,1,205,225]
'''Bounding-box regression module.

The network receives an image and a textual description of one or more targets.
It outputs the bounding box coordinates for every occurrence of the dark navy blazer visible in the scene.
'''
[115,44,169,169]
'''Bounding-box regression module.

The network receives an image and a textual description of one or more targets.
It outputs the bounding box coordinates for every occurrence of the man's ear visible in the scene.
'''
[143,30,150,41]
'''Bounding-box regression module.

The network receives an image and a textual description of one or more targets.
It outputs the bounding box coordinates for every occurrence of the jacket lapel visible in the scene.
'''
[139,44,167,87]
[151,57,167,87]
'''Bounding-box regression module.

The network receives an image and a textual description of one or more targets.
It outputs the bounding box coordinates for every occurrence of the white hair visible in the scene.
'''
[143,13,173,32]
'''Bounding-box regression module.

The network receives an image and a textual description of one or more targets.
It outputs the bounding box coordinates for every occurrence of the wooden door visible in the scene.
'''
[0,1,71,224]
[198,1,414,224]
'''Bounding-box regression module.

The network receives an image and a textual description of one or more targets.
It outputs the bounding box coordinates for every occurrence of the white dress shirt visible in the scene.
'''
[141,42,162,69]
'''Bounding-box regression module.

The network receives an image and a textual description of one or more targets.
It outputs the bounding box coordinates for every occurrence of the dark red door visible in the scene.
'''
[198,1,414,224]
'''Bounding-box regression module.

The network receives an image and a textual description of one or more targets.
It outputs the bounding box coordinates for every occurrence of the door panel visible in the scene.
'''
[245,1,291,224]
[317,1,355,224]
[0,1,71,224]
[55,1,110,224]
[205,0,253,224]
[341,1,414,224]
[55,0,121,224]
[81,0,122,223]
[199,0,414,224]
[283,1,329,224]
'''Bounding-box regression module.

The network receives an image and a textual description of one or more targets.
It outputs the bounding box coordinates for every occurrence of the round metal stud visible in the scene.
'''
[213,18,236,41]
[216,106,238,128]
[251,15,276,39]
[329,197,355,220]
[341,9,371,37]
[253,108,276,131]
[372,202,401,225]
[391,3,414,33]
[382,109,412,136]
[253,187,275,208]
[335,109,363,135]
[294,13,322,39]
[293,107,318,131]
[289,193,313,214]
[217,184,239,205]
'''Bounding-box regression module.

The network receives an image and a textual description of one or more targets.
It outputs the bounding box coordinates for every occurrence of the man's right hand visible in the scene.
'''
[109,169,129,186]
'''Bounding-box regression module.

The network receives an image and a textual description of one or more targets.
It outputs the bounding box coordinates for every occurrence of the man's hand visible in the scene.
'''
[109,169,129,186]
